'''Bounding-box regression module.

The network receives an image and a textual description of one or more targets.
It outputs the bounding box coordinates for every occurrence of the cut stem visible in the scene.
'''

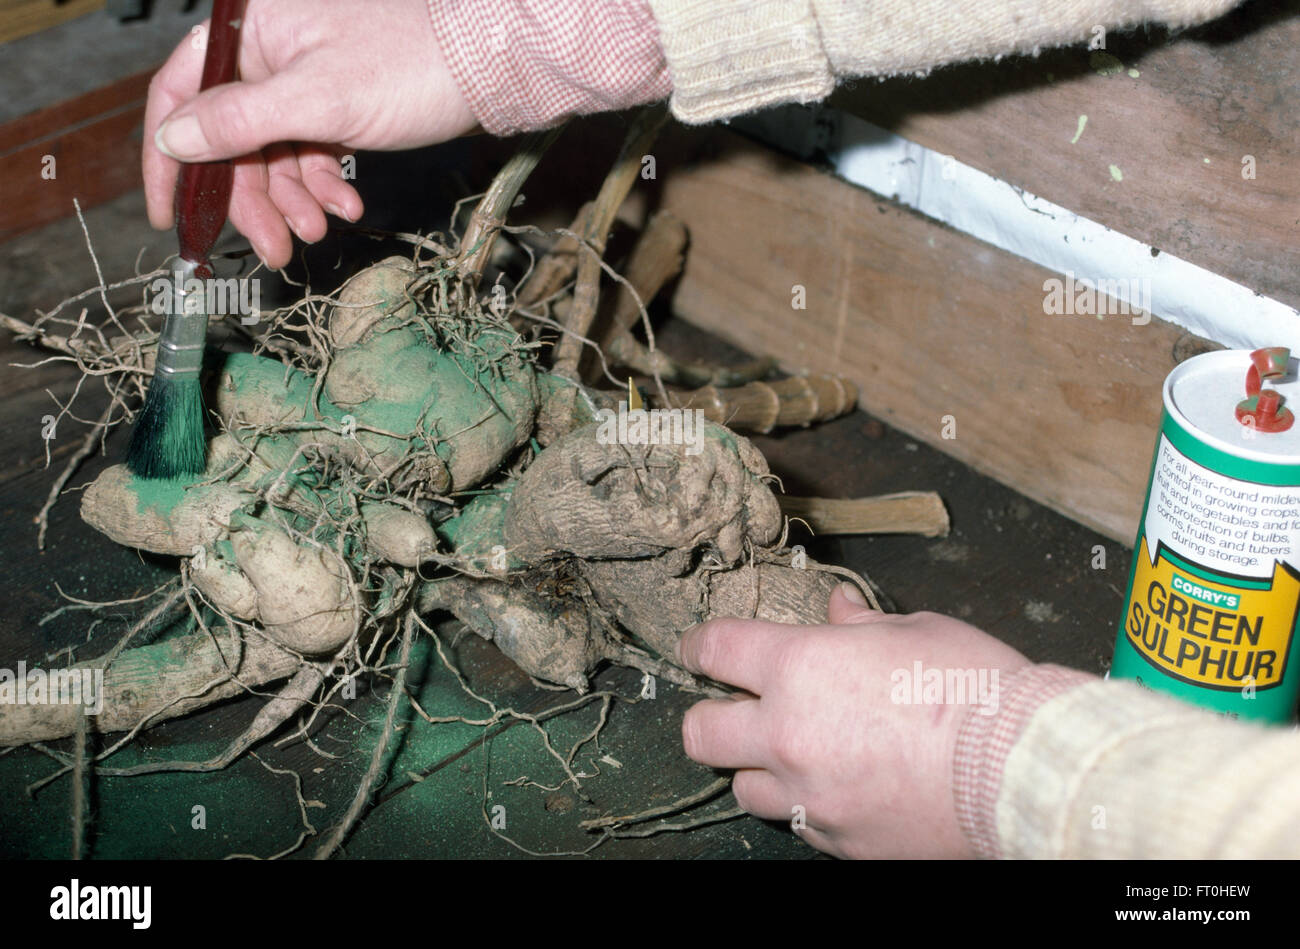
[456,126,566,288]
[552,105,669,377]
[779,492,950,538]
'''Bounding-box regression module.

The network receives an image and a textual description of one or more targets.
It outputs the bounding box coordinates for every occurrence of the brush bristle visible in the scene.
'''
[126,375,206,480]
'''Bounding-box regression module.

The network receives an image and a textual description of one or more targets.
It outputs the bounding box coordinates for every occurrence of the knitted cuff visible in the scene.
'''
[952,663,1096,859]
[646,0,833,125]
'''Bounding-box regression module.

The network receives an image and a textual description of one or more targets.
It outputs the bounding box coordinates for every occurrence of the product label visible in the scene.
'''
[1123,435,1300,694]
[1125,538,1298,690]
[1145,437,1300,577]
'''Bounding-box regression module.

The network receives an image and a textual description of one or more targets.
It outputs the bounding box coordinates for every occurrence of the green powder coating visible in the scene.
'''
[704,419,738,453]
[126,352,320,518]
[437,492,516,568]
[125,324,543,562]
[129,473,192,517]
[343,326,538,468]
[220,351,319,418]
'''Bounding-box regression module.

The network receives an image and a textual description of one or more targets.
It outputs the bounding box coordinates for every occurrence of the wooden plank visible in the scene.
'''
[0,0,103,45]
[832,1,1300,310]
[652,129,1212,543]
[0,69,154,242]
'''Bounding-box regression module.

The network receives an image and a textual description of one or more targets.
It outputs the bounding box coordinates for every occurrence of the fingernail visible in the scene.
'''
[156,114,208,161]
[674,623,700,664]
[838,582,868,607]
[324,203,354,222]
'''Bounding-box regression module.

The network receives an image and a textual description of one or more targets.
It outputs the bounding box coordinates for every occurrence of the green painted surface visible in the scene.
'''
[0,633,806,859]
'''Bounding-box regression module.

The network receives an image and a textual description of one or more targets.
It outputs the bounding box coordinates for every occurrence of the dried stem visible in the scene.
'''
[455,125,566,287]
[552,105,669,376]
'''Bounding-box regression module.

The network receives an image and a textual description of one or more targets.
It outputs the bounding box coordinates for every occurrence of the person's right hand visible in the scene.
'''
[677,587,1033,859]
[144,0,478,268]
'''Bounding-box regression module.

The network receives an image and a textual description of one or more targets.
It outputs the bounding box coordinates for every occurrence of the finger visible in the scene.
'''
[794,822,841,858]
[154,65,340,164]
[226,156,293,268]
[730,768,791,821]
[827,583,892,626]
[263,143,327,244]
[676,617,799,694]
[142,23,210,229]
[680,696,766,769]
[296,146,363,223]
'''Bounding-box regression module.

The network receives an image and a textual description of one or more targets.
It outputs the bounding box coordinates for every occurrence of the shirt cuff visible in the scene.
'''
[952,663,1096,859]
[427,0,672,137]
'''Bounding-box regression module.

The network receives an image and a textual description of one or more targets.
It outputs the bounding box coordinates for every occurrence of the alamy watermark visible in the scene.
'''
[148,272,262,324]
[0,662,103,714]
[50,879,150,929]
[1042,271,1150,325]
[594,401,707,456]
[890,661,1000,716]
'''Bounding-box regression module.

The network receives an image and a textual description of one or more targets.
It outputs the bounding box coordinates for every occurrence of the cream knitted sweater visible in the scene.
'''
[647,0,1243,124]
[952,664,1300,858]
[434,0,1244,134]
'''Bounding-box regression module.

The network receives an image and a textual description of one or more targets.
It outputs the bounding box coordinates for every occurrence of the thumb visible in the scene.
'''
[827,582,886,626]
[155,71,330,162]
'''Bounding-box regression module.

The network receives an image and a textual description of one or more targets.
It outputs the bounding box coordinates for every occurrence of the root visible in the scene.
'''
[314,611,414,859]
[580,774,731,830]
[36,403,113,551]
[225,753,319,860]
[599,638,729,699]
[70,713,87,860]
[2,126,905,860]
[606,804,745,839]
[97,663,327,778]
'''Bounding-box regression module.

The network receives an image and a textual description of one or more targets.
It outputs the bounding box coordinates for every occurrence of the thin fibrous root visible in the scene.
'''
[314,612,415,859]
[580,774,733,830]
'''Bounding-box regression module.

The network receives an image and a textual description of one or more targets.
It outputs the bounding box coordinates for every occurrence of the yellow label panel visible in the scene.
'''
[1125,537,1300,691]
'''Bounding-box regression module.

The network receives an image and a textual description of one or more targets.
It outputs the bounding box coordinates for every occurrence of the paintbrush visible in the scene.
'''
[127,0,246,479]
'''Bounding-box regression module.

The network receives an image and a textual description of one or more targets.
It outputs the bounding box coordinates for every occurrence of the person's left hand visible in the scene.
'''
[677,585,1031,858]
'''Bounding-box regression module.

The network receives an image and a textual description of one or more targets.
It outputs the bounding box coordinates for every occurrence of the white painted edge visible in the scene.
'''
[738,108,1300,352]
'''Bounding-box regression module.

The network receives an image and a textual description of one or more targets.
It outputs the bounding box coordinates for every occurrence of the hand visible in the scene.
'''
[143,0,478,268]
[677,585,1031,858]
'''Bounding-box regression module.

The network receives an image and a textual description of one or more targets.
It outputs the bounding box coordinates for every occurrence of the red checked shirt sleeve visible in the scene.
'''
[426,0,671,137]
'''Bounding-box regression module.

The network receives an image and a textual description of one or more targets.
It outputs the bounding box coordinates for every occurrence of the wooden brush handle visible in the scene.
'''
[174,0,247,273]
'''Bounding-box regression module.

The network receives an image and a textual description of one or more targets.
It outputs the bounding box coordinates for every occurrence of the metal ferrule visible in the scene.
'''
[154,259,209,378]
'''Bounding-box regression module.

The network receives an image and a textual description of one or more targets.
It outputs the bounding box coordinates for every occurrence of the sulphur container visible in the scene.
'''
[1112,347,1300,722]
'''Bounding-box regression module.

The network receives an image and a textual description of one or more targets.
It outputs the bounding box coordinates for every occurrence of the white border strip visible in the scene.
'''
[740,108,1300,351]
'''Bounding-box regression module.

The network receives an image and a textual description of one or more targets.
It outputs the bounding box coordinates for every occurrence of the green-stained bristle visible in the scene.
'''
[125,374,206,480]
